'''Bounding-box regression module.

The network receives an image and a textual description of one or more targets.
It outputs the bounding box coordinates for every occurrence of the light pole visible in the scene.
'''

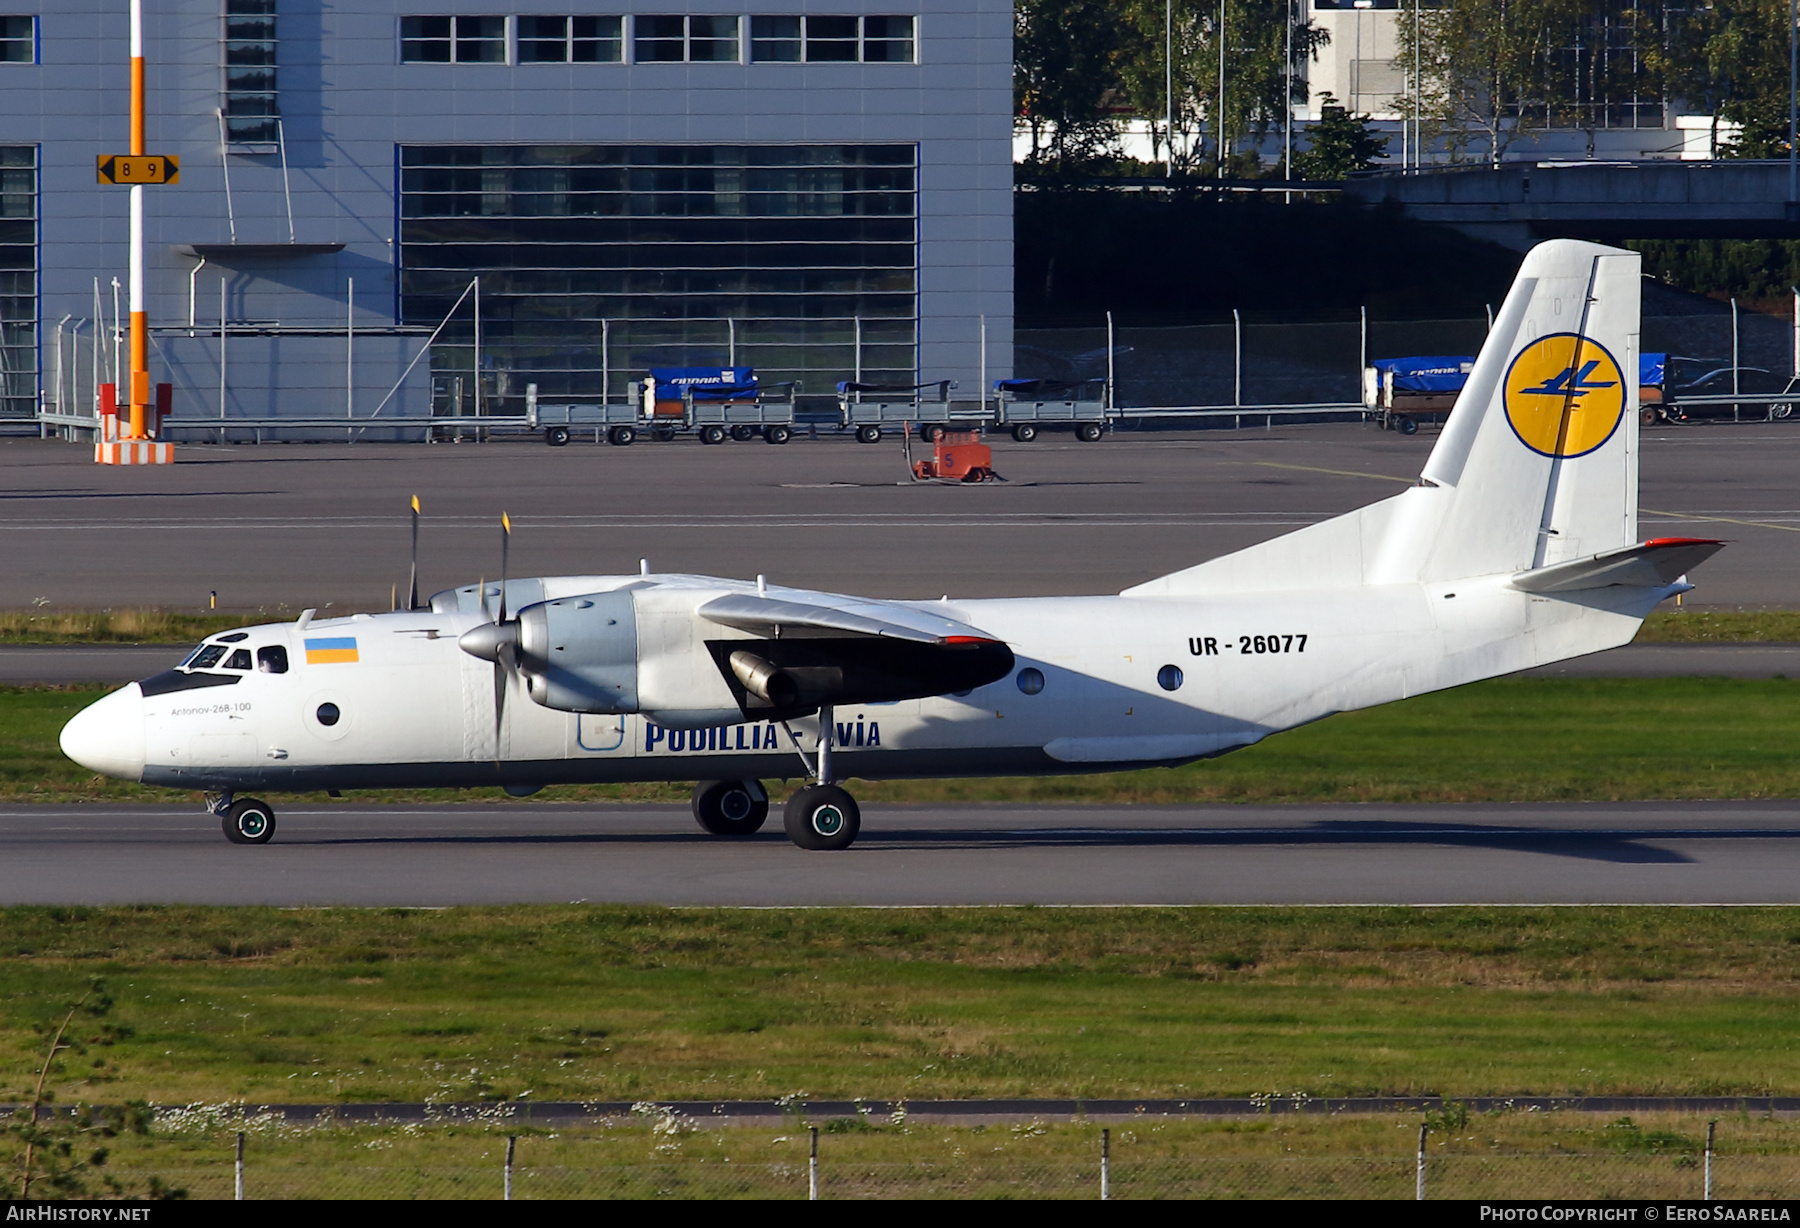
[1165,0,1174,179]
[1217,0,1227,178]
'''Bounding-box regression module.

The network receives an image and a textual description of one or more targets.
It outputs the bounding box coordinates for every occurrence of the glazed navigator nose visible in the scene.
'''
[59,683,147,782]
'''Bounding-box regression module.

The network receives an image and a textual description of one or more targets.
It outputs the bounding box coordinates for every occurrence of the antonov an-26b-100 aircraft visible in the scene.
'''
[61,240,1721,850]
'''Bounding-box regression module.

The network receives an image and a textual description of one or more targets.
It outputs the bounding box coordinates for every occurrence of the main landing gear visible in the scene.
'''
[688,705,864,850]
[209,793,277,845]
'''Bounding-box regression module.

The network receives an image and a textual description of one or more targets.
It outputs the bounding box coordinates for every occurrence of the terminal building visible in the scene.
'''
[1,3,1013,434]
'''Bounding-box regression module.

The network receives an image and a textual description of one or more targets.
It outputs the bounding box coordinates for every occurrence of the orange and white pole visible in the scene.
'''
[126,0,147,440]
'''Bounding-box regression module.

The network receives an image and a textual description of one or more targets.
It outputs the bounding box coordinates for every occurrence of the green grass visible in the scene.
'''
[10,906,1800,1106]
[1637,609,1800,642]
[20,675,1800,804]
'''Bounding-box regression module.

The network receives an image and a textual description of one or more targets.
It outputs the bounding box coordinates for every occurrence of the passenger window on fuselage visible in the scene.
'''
[257,646,288,674]
[224,649,252,671]
[186,644,228,670]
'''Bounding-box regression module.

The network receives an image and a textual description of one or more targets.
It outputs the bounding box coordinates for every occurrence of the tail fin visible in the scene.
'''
[1397,238,1640,582]
[1125,239,1643,597]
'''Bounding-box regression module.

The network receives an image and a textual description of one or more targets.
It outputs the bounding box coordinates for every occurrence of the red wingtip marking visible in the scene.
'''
[1644,537,1726,548]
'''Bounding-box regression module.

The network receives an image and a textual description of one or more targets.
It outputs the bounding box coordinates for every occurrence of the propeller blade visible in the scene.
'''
[498,511,512,624]
[407,495,420,611]
[477,576,486,621]
[493,643,510,760]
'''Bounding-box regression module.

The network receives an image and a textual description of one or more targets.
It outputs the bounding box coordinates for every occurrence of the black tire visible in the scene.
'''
[1774,403,1794,421]
[692,779,769,836]
[652,425,677,443]
[855,424,882,444]
[1075,422,1104,442]
[961,468,985,483]
[764,424,792,445]
[607,425,635,446]
[783,784,861,851]
[1395,416,1419,436]
[700,424,727,445]
[544,426,571,447]
[222,798,276,845]
[730,425,756,441]
[1641,407,1659,426]
[1011,423,1037,442]
[917,423,944,443]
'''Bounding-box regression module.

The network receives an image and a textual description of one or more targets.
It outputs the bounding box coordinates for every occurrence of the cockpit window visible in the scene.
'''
[224,649,252,671]
[219,632,249,643]
[257,646,288,674]
[184,644,228,671]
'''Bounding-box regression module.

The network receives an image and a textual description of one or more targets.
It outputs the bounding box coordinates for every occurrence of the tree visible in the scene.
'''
[7,981,179,1200]
[1014,0,1130,176]
[1646,0,1796,159]
[1396,0,1586,166]
[1112,0,1328,176]
[1293,94,1389,180]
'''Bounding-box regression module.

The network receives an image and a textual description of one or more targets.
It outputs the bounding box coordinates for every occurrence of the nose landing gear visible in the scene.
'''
[209,793,277,845]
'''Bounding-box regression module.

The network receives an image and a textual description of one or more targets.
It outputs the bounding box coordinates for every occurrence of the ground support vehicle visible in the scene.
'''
[687,389,798,445]
[836,381,967,443]
[1363,356,1470,436]
[992,379,1111,442]
[528,396,639,447]
[907,428,1002,482]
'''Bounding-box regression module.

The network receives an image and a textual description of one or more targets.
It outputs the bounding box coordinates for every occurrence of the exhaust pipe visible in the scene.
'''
[729,650,800,709]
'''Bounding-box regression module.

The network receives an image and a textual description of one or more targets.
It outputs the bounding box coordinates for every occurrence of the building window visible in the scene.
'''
[223,1,277,145]
[519,15,623,63]
[0,146,36,420]
[751,15,914,64]
[0,16,35,64]
[634,15,741,63]
[400,144,918,412]
[401,15,505,63]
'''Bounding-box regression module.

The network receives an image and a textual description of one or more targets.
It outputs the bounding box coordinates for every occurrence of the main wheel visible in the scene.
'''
[1395,416,1419,436]
[1075,422,1104,442]
[544,425,571,447]
[607,425,635,446]
[783,784,861,851]
[222,798,276,845]
[692,779,769,836]
[764,424,792,445]
[855,424,883,444]
[699,424,727,445]
[730,425,755,441]
[1011,423,1037,442]
[917,423,945,443]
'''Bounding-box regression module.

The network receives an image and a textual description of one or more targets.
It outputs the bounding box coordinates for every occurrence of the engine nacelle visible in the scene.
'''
[514,592,639,713]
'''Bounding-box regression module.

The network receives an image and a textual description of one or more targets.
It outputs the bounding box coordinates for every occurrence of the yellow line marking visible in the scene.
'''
[1250,461,1416,485]
[1641,508,1800,534]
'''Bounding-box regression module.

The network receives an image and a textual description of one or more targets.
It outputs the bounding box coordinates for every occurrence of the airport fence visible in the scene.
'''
[85,1120,1800,1200]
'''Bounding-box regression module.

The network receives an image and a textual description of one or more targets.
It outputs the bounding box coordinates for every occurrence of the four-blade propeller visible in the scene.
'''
[455,511,522,762]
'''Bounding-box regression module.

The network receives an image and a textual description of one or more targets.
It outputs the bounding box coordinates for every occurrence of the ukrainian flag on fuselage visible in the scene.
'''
[304,637,359,665]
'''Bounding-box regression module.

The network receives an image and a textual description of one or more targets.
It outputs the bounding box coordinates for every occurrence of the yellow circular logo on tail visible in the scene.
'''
[1502,333,1626,458]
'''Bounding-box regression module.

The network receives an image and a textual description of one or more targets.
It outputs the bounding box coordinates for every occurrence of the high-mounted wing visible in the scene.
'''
[697,591,993,643]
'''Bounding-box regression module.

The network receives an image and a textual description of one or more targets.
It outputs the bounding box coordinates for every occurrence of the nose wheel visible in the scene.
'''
[784,784,860,851]
[211,794,277,845]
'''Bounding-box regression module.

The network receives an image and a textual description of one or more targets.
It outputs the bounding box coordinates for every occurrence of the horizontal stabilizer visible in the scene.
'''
[1509,537,1724,593]
[698,591,994,643]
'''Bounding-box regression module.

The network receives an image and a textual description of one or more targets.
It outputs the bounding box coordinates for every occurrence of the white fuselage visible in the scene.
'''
[64,567,1660,794]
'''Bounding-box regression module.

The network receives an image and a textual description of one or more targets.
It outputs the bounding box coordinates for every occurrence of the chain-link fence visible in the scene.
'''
[1019,306,1800,411]
[84,1117,1800,1200]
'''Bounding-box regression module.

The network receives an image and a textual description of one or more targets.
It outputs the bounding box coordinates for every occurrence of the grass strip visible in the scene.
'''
[15,675,1800,804]
[0,607,1796,645]
[9,905,1800,1105]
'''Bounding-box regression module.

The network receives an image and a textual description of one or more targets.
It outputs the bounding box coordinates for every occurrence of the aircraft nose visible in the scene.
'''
[59,683,146,782]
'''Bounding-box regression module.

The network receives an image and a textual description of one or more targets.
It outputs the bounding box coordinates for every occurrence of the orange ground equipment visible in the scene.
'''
[907,428,1002,483]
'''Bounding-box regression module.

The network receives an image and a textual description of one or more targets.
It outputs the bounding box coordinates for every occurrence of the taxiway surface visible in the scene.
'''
[3,421,1795,611]
[8,801,1800,906]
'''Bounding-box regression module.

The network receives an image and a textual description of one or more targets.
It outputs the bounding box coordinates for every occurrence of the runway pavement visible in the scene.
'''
[8,800,1800,906]
[1,420,1795,612]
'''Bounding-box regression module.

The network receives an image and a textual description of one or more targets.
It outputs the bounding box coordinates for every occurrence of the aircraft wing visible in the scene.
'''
[697,591,996,643]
